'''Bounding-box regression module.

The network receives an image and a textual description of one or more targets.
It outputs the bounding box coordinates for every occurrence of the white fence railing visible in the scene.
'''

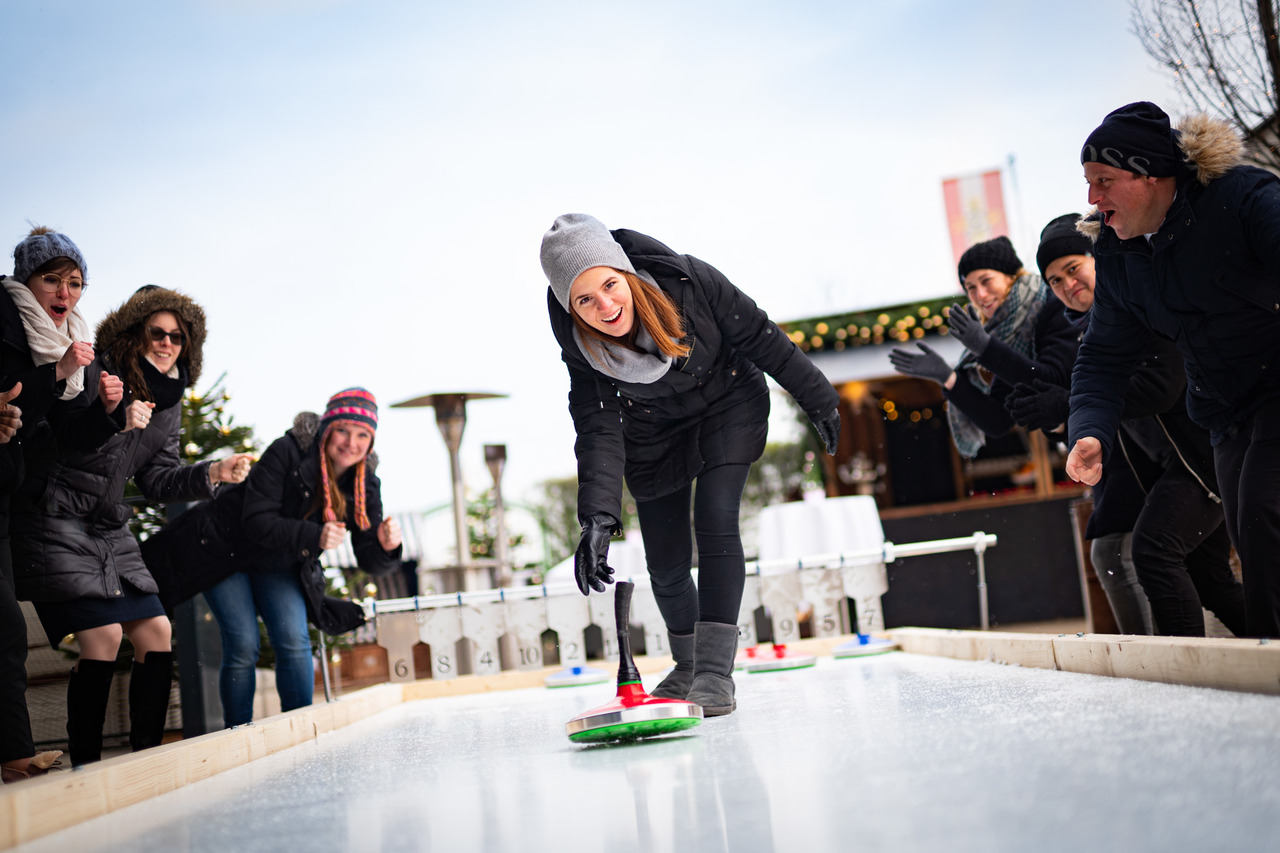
[341,532,996,687]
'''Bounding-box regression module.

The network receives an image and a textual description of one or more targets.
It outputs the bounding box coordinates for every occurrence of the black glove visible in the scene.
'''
[888,342,953,385]
[574,514,619,595]
[947,303,991,355]
[1003,378,1070,432]
[811,408,841,456]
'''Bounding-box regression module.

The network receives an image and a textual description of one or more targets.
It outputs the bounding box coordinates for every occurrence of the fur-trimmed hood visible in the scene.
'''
[290,410,380,471]
[1077,112,1246,242]
[95,286,207,386]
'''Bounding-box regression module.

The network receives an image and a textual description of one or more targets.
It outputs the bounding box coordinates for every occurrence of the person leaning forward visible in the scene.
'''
[1066,101,1280,638]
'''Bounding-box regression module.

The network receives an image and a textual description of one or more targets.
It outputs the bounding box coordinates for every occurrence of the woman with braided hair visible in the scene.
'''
[198,388,402,727]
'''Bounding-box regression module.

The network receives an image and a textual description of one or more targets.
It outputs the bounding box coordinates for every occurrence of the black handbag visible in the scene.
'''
[141,499,242,613]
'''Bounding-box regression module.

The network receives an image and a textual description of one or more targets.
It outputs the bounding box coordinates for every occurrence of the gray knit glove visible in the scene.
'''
[947,303,992,355]
[889,342,953,385]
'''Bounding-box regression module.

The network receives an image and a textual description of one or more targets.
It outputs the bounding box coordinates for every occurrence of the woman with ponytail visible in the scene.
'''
[200,388,402,727]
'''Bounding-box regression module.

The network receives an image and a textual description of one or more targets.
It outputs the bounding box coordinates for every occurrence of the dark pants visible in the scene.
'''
[635,463,752,634]
[1213,413,1280,638]
[0,537,34,764]
[1130,464,1246,637]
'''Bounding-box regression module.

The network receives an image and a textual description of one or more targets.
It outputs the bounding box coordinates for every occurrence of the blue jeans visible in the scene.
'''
[203,571,314,727]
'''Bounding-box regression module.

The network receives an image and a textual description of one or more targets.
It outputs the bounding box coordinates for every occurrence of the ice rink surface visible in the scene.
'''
[17,652,1280,853]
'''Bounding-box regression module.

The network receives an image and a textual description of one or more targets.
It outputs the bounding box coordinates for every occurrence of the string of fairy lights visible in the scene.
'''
[780,296,957,353]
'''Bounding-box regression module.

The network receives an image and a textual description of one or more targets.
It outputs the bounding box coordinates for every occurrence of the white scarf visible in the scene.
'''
[3,278,92,400]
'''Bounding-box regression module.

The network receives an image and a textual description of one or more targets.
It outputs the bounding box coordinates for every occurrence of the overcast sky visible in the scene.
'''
[2,0,1180,526]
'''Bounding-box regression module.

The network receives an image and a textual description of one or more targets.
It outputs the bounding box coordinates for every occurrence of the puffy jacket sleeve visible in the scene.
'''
[976,297,1080,388]
[350,470,401,576]
[42,362,122,452]
[567,358,625,526]
[1069,276,1151,461]
[686,255,839,418]
[132,414,217,503]
[549,290,626,527]
[241,435,324,561]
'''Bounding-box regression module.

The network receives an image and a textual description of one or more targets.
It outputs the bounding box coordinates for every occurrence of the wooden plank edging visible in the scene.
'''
[889,627,1280,695]
[0,682,404,849]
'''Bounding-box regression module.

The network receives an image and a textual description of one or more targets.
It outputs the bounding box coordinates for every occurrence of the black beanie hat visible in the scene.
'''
[1081,101,1179,177]
[1036,214,1092,279]
[957,236,1022,284]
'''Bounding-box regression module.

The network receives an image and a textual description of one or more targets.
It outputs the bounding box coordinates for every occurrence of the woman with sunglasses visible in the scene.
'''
[1,226,126,781]
[10,284,253,766]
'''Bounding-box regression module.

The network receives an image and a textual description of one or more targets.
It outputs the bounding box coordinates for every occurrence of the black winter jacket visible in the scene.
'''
[10,288,216,602]
[1088,326,1216,537]
[549,229,838,522]
[236,413,401,576]
[140,413,400,614]
[1070,114,1280,451]
[11,370,215,602]
[944,291,1080,437]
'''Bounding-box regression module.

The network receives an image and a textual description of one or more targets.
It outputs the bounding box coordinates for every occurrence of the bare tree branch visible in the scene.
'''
[1130,0,1280,171]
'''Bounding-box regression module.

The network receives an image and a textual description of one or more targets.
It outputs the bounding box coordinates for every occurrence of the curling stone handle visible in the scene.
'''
[614,581,642,684]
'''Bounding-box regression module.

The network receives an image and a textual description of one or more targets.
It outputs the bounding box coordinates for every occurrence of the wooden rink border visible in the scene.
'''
[3,629,1278,849]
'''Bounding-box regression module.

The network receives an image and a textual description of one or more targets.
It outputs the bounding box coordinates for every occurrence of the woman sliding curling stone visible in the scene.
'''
[540,213,840,716]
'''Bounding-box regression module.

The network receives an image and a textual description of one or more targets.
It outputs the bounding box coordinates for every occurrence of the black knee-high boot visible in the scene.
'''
[66,659,117,766]
[129,652,173,752]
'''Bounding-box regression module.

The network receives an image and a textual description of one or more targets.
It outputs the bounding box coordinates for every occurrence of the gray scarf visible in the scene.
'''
[947,273,1048,458]
[573,270,674,385]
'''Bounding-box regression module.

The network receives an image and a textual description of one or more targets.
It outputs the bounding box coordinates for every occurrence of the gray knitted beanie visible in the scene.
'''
[540,213,636,312]
[12,228,88,284]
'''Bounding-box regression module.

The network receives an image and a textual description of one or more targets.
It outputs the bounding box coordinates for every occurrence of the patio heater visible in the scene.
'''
[391,391,506,590]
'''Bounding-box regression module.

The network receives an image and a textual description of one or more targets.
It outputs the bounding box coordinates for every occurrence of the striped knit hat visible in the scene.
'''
[318,387,378,530]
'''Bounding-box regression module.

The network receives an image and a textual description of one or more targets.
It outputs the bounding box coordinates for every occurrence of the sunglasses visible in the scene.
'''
[148,326,186,347]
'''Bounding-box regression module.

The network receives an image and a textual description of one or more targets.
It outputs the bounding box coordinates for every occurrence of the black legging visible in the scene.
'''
[635,463,751,634]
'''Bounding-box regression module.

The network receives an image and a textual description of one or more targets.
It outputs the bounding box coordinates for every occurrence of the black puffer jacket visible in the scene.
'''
[234,412,400,576]
[548,228,838,522]
[11,288,216,602]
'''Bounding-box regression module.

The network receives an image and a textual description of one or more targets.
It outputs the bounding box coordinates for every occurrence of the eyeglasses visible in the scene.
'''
[148,326,185,347]
[36,273,85,295]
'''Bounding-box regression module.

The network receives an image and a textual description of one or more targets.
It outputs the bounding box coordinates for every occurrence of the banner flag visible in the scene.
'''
[941,170,1008,267]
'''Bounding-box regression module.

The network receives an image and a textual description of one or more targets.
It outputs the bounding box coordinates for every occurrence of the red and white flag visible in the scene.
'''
[941,169,1008,267]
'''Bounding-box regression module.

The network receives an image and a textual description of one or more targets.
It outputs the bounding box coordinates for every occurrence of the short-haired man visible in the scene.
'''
[1017,214,1244,637]
[1067,101,1280,638]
